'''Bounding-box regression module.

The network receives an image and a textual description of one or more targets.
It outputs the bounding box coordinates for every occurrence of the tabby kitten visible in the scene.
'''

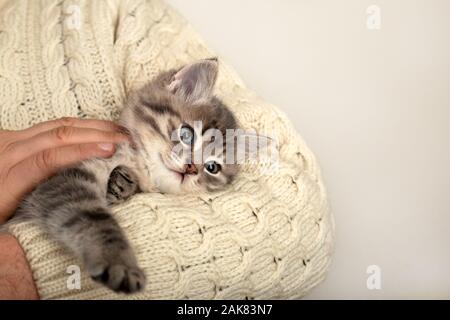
[15,59,240,293]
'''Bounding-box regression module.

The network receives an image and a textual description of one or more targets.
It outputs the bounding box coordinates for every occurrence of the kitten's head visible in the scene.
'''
[121,59,241,194]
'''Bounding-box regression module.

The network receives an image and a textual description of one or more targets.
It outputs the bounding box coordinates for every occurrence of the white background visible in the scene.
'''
[168,0,450,299]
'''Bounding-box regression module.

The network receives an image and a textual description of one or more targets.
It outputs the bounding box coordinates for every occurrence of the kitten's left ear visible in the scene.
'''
[168,58,219,104]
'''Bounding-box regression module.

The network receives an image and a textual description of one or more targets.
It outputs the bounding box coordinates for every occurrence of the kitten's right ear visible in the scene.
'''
[168,58,219,104]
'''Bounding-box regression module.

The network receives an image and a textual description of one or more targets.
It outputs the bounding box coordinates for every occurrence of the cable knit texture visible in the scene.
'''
[0,0,334,299]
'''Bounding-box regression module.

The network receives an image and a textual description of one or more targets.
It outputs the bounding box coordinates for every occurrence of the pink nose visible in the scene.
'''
[184,164,198,175]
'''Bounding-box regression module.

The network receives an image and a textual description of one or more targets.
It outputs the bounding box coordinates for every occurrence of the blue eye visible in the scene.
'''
[204,161,221,174]
[179,124,194,145]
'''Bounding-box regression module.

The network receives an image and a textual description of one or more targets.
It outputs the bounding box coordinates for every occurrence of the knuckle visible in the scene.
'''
[58,117,77,127]
[35,150,55,170]
[54,126,73,142]
[2,140,17,155]
[0,132,18,154]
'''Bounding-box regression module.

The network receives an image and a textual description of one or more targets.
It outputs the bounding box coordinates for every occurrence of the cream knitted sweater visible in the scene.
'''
[0,0,334,299]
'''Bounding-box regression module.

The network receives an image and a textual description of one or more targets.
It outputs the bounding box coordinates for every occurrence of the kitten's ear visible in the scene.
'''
[168,58,219,104]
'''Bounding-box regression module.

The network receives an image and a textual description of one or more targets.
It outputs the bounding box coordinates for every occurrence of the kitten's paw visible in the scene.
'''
[91,263,146,294]
[107,166,140,205]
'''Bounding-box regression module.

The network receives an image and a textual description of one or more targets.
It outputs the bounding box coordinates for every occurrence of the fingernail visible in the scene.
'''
[98,143,114,152]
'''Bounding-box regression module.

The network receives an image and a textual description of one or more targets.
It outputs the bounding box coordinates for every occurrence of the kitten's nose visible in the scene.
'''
[184,164,198,175]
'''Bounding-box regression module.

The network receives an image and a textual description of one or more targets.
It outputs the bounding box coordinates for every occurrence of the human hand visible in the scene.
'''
[0,234,39,299]
[0,117,129,224]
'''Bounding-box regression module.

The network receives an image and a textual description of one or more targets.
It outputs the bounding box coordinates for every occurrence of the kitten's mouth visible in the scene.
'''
[159,153,185,183]
[173,170,185,183]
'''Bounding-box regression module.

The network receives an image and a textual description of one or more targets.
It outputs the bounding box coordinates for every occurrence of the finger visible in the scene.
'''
[8,142,117,197]
[8,126,129,164]
[16,117,123,140]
